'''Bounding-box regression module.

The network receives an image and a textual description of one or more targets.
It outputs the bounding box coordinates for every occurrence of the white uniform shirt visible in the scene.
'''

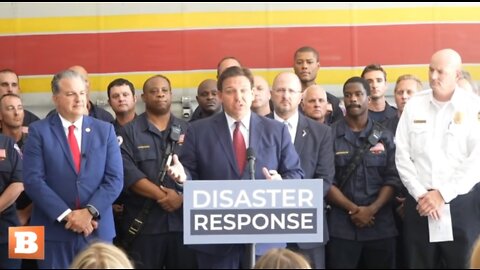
[395,88,480,203]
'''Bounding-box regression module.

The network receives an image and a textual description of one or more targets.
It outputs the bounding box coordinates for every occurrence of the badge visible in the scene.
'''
[137,145,150,149]
[453,111,464,124]
[413,119,426,124]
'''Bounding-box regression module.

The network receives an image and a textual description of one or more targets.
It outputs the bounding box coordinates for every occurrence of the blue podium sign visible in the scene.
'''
[184,179,323,244]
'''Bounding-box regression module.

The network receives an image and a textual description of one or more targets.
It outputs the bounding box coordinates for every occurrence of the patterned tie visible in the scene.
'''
[68,125,81,172]
[233,121,246,173]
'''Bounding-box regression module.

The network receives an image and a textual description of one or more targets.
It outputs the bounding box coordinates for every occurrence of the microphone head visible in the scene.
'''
[246,147,255,160]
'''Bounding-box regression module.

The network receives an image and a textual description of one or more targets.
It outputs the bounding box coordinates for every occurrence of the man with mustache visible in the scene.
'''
[326,76,401,268]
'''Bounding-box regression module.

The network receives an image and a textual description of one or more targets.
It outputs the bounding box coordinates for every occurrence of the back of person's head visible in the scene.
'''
[69,242,134,269]
[254,248,311,269]
[471,237,480,268]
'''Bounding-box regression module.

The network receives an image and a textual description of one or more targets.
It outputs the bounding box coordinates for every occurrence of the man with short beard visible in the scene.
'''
[118,75,197,269]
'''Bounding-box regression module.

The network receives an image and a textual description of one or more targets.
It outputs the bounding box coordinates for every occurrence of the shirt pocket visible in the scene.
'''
[445,124,467,161]
[409,125,428,155]
[133,147,157,164]
[364,152,387,167]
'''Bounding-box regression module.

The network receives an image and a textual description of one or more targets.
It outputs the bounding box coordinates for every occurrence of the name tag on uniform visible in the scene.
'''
[413,119,427,124]
[335,151,349,155]
[137,145,150,149]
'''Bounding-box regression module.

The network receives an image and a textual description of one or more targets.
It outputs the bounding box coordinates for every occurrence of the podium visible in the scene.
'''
[183,179,324,267]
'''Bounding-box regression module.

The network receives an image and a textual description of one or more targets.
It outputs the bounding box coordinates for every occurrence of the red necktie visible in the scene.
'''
[68,125,81,173]
[233,121,246,173]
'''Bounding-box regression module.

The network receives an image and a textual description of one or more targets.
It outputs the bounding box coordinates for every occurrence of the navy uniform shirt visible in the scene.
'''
[0,134,22,243]
[369,101,398,123]
[118,113,188,234]
[23,110,40,126]
[329,118,400,241]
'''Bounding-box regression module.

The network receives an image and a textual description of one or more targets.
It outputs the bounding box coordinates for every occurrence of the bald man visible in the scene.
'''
[301,85,329,125]
[251,75,271,116]
[190,79,222,122]
[47,66,114,123]
[396,49,480,268]
[268,72,334,269]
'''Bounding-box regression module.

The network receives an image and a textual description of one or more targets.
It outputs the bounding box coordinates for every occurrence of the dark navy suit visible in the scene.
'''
[180,112,304,269]
[267,113,334,268]
[23,113,123,268]
[291,114,333,269]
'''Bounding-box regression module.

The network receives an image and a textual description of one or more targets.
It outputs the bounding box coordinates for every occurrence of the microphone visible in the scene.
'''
[247,147,255,180]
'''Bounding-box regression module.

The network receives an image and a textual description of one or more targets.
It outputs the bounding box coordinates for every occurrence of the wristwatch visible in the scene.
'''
[86,205,100,220]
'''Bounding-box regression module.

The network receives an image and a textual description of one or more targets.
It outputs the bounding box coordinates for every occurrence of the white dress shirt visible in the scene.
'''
[57,115,83,221]
[273,111,299,144]
[225,112,250,148]
[395,88,480,203]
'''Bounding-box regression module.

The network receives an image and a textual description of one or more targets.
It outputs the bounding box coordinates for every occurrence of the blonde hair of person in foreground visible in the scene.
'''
[471,238,480,269]
[69,242,134,269]
[254,248,311,269]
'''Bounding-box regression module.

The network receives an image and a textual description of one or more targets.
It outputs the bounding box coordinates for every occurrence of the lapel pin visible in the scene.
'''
[86,128,91,133]
[302,130,307,137]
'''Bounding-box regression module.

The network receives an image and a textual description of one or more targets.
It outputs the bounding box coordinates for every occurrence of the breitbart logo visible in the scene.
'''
[8,226,44,260]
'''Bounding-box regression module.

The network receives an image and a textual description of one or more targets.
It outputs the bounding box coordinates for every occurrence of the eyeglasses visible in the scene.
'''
[273,88,301,95]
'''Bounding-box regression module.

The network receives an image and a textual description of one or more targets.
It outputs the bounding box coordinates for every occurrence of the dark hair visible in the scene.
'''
[343,76,371,96]
[294,46,319,62]
[142,74,171,93]
[107,78,135,99]
[217,66,253,91]
[361,64,387,81]
[51,69,86,95]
